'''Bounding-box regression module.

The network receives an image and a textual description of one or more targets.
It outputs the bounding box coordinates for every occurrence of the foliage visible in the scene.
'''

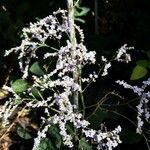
[130,59,150,80]
[74,2,90,23]
[17,126,32,140]
[11,79,29,93]
[0,8,124,150]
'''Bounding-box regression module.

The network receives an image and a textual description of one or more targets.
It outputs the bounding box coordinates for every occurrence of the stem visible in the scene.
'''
[79,70,85,117]
[67,0,79,112]
[67,0,76,45]
[94,0,99,35]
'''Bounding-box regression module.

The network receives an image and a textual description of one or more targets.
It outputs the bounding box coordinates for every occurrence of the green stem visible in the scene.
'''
[79,69,85,117]
[67,0,79,112]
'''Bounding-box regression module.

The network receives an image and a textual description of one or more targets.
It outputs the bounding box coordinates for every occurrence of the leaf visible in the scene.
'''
[87,109,108,129]
[75,18,85,23]
[48,125,62,149]
[120,129,142,144]
[29,61,44,76]
[17,127,32,140]
[66,123,74,135]
[78,137,92,150]
[136,59,149,68]
[36,138,55,150]
[11,79,28,93]
[75,6,90,17]
[74,5,90,23]
[130,65,148,80]
[31,87,42,98]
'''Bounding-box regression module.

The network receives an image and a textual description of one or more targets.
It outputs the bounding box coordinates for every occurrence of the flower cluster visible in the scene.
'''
[0,98,19,127]
[101,44,133,77]
[32,124,51,150]
[2,9,122,150]
[5,9,69,79]
[116,78,150,133]
[0,85,20,127]
[83,126,122,150]
[101,62,111,76]
[115,44,133,63]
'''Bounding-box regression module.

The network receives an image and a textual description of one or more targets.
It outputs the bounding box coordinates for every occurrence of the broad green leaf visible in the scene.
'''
[48,125,59,136]
[87,109,108,129]
[66,123,74,135]
[78,137,92,150]
[48,125,62,149]
[36,138,55,150]
[31,87,42,98]
[120,129,142,144]
[11,79,28,93]
[130,65,148,80]
[136,59,149,68]
[17,127,32,140]
[29,61,44,76]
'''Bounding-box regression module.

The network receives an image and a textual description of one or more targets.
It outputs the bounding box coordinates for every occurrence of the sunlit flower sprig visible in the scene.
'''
[1,9,123,150]
[116,78,150,133]
[101,44,133,77]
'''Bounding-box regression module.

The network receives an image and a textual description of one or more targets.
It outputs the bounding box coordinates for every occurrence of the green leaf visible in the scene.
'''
[120,129,142,144]
[17,127,32,140]
[66,123,74,135]
[29,61,44,76]
[48,125,62,149]
[11,79,28,93]
[87,109,108,129]
[78,138,92,150]
[75,18,86,23]
[31,87,42,98]
[36,138,55,150]
[74,5,90,23]
[75,6,90,17]
[136,59,149,68]
[130,65,148,80]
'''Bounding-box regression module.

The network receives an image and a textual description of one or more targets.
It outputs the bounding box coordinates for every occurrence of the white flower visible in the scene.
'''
[3,8,123,150]
[83,129,96,138]
[101,62,111,76]
[101,56,107,62]
[44,52,57,59]
[115,44,133,63]
[117,78,150,134]
[32,124,51,150]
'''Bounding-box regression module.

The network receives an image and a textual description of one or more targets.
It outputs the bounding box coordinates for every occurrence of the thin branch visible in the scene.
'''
[67,0,80,112]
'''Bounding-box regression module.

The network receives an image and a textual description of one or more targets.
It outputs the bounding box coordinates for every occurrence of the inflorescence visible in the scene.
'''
[116,78,150,133]
[0,9,136,149]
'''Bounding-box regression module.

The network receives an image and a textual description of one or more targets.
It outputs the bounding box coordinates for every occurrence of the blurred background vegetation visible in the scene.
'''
[0,0,150,150]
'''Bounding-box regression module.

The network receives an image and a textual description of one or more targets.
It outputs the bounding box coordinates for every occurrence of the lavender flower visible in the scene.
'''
[116,78,150,133]
[1,9,123,150]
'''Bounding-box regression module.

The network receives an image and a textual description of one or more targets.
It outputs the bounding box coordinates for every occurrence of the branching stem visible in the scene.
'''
[67,0,80,112]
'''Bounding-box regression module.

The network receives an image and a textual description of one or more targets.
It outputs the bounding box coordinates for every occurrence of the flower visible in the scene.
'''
[115,44,133,63]
[101,62,111,76]
[3,8,123,150]
[116,78,150,133]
